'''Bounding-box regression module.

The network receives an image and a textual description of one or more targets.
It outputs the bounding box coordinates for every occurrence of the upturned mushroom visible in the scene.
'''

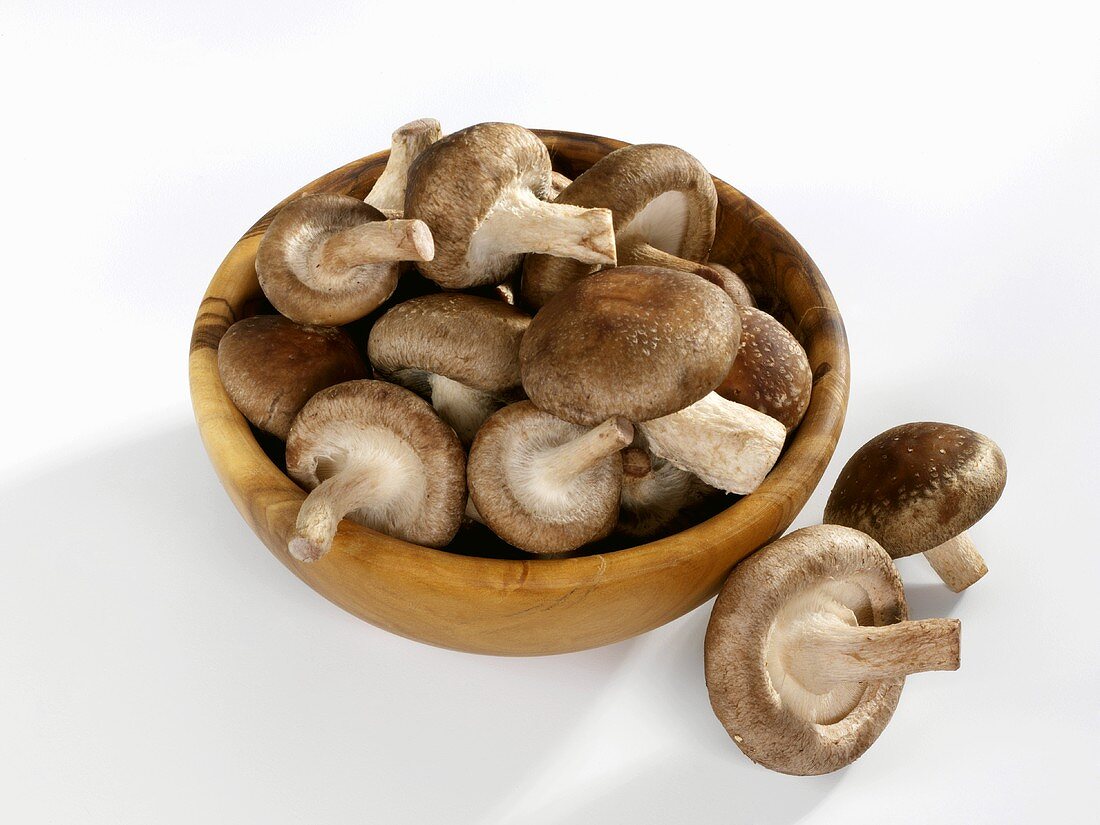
[467,402,633,555]
[367,293,530,445]
[717,305,813,432]
[520,266,739,425]
[616,446,714,538]
[705,524,962,775]
[364,118,443,217]
[217,315,368,439]
[285,380,465,562]
[521,144,718,308]
[824,422,1007,591]
[256,193,435,326]
[404,122,616,288]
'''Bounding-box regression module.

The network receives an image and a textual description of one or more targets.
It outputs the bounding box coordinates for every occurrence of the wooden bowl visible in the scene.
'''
[189,129,849,655]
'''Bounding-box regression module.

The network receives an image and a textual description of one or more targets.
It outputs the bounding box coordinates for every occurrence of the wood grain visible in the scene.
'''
[189,131,850,655]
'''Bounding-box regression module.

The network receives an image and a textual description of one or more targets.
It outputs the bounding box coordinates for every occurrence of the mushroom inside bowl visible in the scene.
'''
[189,129,850,655]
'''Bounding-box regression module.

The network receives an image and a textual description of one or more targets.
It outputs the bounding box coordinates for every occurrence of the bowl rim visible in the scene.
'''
[188,128,849,654]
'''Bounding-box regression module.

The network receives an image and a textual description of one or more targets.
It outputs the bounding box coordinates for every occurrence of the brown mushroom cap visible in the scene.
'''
[217,315,367,440]
[285,380,465,559]
[717,306,812,431]
[367,293,531,444]
[705,524,960,775]
[824,423,1007,558]
[467,402,631,555]
[368,293,529,394]
[522,144,718,308]
[520,266,739,425]
[256,194,433,326]
[405,122,615,289]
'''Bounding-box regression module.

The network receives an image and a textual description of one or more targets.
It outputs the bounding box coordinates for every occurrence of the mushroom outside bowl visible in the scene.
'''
[189,130,850,656]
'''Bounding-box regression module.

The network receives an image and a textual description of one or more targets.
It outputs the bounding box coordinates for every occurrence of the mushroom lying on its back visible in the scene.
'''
[257,194,435,326]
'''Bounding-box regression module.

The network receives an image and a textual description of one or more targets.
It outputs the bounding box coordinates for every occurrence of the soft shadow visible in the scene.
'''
[903,582,965,619]
[3,421,650,823]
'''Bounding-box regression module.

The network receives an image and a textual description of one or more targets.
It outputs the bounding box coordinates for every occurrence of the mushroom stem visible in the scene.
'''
[428,373,502,446]
[637,393,786,494]
[784,613,961,693]
[366,118,442,217]
[533,417,634,487]
[618,238,715,280]
[478,189,617,265]
[289,466,382,563]
[620,446,653,479]
[305,219,435,289]
[924,531,988,592]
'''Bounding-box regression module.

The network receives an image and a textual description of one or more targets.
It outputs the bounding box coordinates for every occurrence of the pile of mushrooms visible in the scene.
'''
[218,119,1007,775]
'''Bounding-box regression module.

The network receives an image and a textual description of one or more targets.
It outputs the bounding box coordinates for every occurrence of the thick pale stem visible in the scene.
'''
[366,118,442,216]
[924,531,988,592]
[784,613,961,693]
[305,219,434,290]
[289,467,381,563]
[534,417,634,487]
[428,374,501,446]
[638,393,785,494]
[480,192,616,265]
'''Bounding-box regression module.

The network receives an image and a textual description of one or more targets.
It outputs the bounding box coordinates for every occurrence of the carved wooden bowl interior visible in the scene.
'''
[189,129,850,655]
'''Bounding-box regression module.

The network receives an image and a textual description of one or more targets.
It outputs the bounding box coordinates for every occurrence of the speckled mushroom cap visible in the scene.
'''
[522,143,718,308]
[824,423,1007,558]
[217,315,368,440]
[405,122,613,289]
[717,305,812,431]
[286,380,465,552]
[467,402,629,555]
[256,194,432,326]
[520,266,739,425]
[705,525,908,775]
[367,293,530,395]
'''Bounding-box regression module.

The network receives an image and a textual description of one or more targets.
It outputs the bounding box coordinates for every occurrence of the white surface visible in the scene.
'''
[2,1,1097,821]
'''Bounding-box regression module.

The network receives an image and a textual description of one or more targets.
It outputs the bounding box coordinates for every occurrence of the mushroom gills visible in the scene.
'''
[507,417,632,523]
[766,583,961,725]
[467,183,616,278]
[617,190,691,257]
[291,422,429,560]
[384,367,505,446]
[618,451,713,537]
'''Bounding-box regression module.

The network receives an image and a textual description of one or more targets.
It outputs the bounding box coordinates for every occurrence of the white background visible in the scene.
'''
[2,1,1097,821]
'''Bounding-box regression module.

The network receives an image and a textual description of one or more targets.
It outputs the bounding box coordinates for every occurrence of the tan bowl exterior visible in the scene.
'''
[189,130,849,656]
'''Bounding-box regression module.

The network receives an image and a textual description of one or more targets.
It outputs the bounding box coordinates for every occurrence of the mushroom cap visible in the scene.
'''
[217,315,367,440]
[705,524,906,776]
[824,423,1007,558]
[285,380,466,548]
[467,402,624,555]
[405,122,554,287]
[717,306,812,431]
[522,143,717,308]
[520,266,739,425]
[256,194,400,326]
[367,292,530,395]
